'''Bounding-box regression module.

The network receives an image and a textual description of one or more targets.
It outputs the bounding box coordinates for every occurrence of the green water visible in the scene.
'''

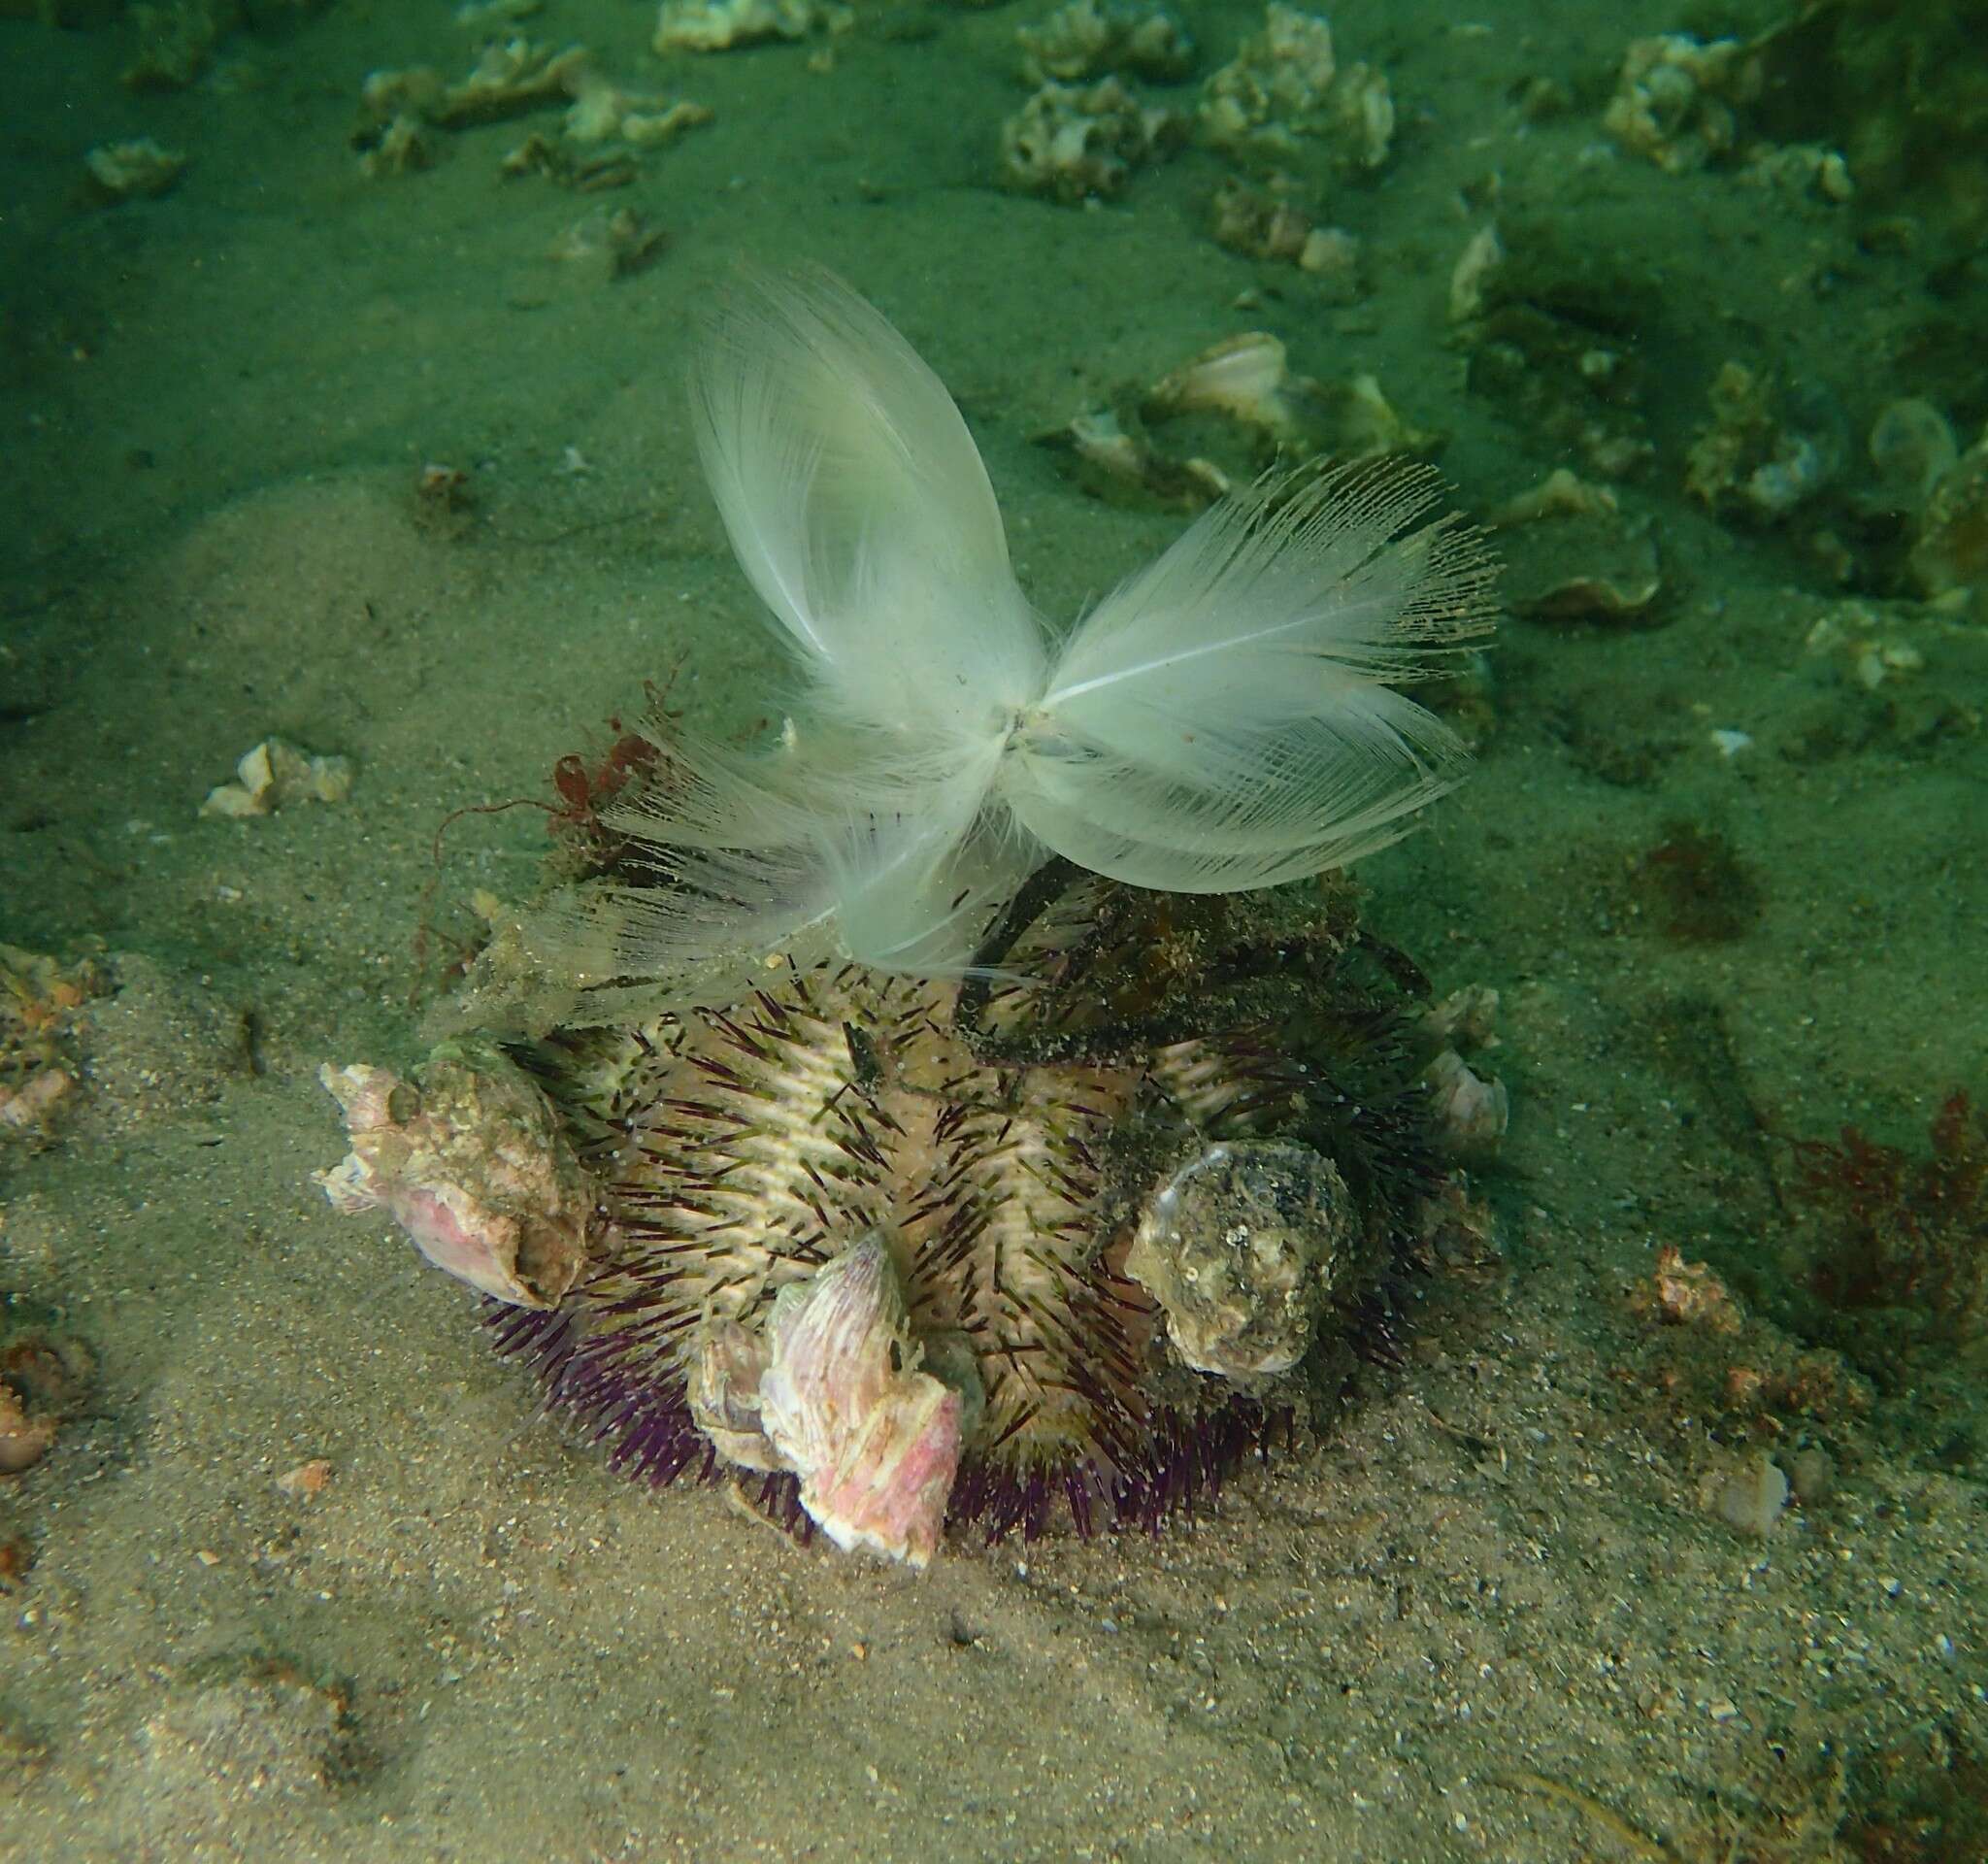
[2,3,1984,1859]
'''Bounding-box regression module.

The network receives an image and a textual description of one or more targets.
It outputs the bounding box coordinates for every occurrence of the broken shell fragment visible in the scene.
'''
[1869,399,1958,507]
[652,0,823,53]
[1017,0,1197,84]
[0,1381,57,1477]
[1447,223,1505,325]
[1143,332,1308,440]
[564,74,712,148]
[754,1234,963,1568]
[201,738,353,818]
[1210,176,1314,263]
[361,114,439,179]
[0,1068,76,1141]
[1125,1140,1354,1378]
[1684,360,1837,524]
[1488,468,1618,527]
[1209,179,1363,297]
[1909,426,1988,602]
[315,1044,593,1309]
[1497,505,1664,625]
[1198,4,1393,171]
[434,39,592,128]
[1603,32,1760,174]
[1034,409,1232,509]
[1424,1049,1508,1160]
[548,206,668,281]
[999,76,1188,204]
[685,1316,783,1472]
[1418,983,1501,1051]
[85,138,186,202]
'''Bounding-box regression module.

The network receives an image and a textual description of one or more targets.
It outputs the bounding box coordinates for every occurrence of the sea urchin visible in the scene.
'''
[317,265,1496,1563]
[325,868,1445,1559]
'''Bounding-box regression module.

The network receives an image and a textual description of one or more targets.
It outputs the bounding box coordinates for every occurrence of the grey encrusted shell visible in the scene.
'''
[1124,1139,1359,1378]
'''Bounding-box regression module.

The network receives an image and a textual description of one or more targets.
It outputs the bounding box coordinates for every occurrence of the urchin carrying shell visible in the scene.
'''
[465,837,1444,1547]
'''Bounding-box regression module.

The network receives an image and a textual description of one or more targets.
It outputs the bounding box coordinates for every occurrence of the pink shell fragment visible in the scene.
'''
[756,1233,963,1569]
[315,1047,592,1309]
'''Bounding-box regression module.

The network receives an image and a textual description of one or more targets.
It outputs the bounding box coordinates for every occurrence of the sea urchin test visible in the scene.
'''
[319,267,1498,1566]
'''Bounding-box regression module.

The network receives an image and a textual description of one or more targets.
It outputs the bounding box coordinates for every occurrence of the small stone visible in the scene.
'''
[1787,1445,1834,1503]
[276,1458,333,1498]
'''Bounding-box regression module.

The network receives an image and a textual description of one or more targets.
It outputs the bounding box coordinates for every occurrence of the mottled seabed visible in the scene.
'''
[2,1,1985,1861]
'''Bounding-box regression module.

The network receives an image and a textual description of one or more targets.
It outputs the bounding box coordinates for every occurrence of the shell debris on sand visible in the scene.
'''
[200,738,352,818]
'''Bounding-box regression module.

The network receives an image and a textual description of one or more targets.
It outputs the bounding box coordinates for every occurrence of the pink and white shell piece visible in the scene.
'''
[756,1233,963,1570]
[315,1048,592,1310]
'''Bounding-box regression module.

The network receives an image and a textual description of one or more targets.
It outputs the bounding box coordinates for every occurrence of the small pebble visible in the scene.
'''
[277,1458,334,1498]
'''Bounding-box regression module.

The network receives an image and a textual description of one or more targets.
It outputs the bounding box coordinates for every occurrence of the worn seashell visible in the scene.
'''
[1868,399,1957,508]
[315,1044,592,1308]
[1144,332,1306,440]
[1035,409,1232,509]
[1603,33,1760,174]
[653,0,820,54]
[0,1381,57,1477]
[1908,428,1988,601]
[1425,1048,1508,1159]
[755,1233,962,1568]
[685,1316,782,1472]
[1488,468,1617,527]
[1197,5,1391,171]
[1447,223,1504,324]
[1017,0,1196,84]
[430,41,593,129]
[84,138,186,202]
[999,76,1187,204]
[1125,1140,1354,1378]
[1499,506,1664,625]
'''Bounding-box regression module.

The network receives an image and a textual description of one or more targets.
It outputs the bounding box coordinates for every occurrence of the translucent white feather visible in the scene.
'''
[470,272,1497,1029]
[687,264,1047,750]
[1001,460,1497,891]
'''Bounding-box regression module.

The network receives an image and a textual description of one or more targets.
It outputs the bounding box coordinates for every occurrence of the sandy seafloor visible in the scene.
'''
[2,1,1986,1859]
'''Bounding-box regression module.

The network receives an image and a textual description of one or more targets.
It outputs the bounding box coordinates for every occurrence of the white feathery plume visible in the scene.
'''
[525,266,1495,1018]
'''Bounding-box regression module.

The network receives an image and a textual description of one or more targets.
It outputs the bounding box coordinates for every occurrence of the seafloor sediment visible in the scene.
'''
[2,2,1986,1860]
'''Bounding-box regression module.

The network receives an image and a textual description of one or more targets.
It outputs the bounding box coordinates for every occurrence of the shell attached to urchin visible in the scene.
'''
[324,854,1452,1562]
